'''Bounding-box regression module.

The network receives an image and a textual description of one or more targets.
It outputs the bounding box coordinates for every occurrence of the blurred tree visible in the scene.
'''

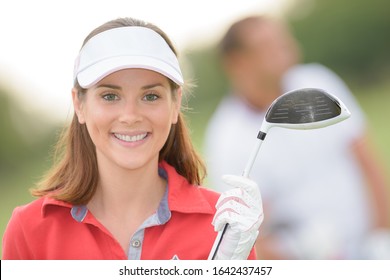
[287,0,390,84]
[183,47,230,149]
[0,89,29,172]
[0,87,58,190]
[185,48,228,115]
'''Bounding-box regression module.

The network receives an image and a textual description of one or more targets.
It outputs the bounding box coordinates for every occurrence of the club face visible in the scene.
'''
[264,88,351,130]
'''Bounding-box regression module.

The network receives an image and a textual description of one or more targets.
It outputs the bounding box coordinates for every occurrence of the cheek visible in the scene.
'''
[83,106,115,135]
[153,107,175,128]
[149,104,178,134]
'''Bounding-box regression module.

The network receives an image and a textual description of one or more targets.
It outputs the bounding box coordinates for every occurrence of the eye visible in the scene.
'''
[102,93,119,101]
[143,93,160,102]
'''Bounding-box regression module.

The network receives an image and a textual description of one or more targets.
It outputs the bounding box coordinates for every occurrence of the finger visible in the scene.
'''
[222,174,260,198]
[212,208,239,231]
[215,190,249,209]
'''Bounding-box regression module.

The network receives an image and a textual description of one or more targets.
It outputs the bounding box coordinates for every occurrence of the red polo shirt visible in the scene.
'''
[2,162,256,260]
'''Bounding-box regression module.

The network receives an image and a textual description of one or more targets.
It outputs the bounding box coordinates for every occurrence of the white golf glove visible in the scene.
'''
[211,175,264,260]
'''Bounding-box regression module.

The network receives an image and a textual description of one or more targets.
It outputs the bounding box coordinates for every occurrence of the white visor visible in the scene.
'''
[73,26,184,88]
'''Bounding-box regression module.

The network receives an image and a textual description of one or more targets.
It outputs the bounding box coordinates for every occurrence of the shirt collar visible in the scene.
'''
[159,161,215,215]
[41,161,215,221]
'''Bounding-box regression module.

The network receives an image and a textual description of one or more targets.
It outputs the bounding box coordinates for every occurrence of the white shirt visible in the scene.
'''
[204,63,373,259]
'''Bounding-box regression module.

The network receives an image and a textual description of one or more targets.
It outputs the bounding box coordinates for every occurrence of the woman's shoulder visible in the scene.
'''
[3,197,48,255]
[160,161,221,214]
[8,196,72,227]
[10,197,46,218]
[197,186,221,203]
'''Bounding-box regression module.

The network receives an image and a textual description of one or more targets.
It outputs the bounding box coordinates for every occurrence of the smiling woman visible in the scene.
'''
[2,17,263,260]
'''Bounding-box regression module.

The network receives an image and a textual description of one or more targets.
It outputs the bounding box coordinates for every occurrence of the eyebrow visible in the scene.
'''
[141,83,166,90]
[96,84,122,90]
[96,83,166,90]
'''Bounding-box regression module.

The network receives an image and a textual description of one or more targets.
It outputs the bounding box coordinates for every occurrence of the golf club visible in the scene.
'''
[208,87,351,260]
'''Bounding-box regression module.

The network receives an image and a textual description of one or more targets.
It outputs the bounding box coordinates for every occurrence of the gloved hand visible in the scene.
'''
[211,174,264,260]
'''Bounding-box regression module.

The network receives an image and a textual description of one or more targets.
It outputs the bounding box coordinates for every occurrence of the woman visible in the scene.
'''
[2,17,263,260]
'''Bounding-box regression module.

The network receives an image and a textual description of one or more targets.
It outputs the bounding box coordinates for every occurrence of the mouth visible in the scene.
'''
[113,132,148,143]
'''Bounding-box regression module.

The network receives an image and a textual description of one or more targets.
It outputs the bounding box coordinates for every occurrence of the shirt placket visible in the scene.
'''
[127,178,171,260]
[127,214,160,260]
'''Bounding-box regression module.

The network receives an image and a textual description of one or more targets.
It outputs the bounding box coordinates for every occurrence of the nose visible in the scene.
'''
[118,99,143,125]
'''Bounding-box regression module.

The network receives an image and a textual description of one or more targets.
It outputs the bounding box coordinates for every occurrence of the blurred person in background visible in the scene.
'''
[204,15,390,259]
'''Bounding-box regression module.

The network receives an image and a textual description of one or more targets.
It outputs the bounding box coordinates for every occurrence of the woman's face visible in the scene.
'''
[73,68,181,171]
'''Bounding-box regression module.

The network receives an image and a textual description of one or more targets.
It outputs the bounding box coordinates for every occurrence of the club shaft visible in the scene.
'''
[243,136,265,178]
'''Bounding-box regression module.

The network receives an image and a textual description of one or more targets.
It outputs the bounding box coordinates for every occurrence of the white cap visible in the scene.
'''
[73,26,184,88]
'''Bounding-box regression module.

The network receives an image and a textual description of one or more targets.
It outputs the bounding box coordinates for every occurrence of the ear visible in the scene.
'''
[72,88,86,124]
[171,87,182,124]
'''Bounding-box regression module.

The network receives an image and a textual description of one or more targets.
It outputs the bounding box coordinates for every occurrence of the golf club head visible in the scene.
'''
[262,88,351,132]
[243,87,351,177]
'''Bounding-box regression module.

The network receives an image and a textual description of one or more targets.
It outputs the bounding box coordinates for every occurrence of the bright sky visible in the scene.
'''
[0,0,290,122]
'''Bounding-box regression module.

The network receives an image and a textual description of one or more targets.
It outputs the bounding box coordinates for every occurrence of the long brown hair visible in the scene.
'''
[32,17,206,205]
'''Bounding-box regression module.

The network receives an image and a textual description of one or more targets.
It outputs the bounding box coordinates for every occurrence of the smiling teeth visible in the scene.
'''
[115,133,147,142]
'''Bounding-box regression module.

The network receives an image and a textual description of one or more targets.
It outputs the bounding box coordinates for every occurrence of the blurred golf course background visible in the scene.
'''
[1,0,389,256]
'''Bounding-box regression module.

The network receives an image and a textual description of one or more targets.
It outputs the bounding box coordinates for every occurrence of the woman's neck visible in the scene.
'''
[86,156,167,253]
[88,156,166,220]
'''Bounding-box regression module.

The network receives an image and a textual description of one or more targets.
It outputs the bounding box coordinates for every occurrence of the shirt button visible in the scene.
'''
[132,239,141,248]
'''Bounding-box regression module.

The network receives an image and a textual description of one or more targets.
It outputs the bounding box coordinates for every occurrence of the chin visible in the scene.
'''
[115,154,157,171]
